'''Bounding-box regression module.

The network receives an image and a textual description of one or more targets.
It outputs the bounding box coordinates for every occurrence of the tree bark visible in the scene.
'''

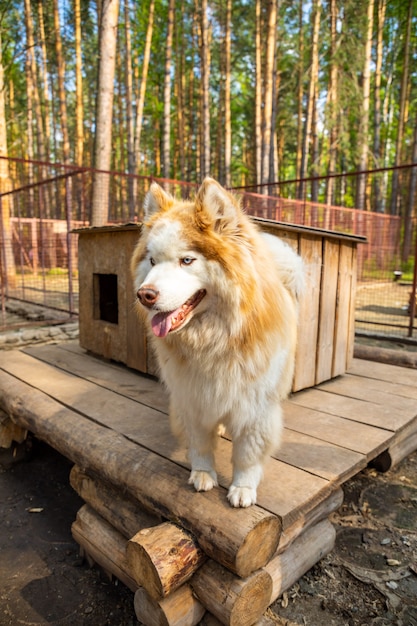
[261,0,278,191]
[373,0,386,213]
[0,30,16,283]
[53,0,71,164]
[162,0,175,179]
[134,0,155,173]
[325,0,338,208]
[389,0,412,216]
[297,0,321,200]
[402,112,417,262]
[255,0,262,186]
[295,0,304,184]
[355,0,374,211]
[199,0,210,179]
[224,0,232,187]
[91,0,120,226]
[124,0,136,219]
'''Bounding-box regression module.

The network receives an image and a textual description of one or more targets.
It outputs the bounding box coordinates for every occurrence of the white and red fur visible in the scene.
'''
[131,178,304,507]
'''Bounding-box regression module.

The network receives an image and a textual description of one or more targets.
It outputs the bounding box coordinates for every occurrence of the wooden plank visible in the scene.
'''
[332,242,354,377]
[283,402,393,459]
[0,366,280,578]
[276,428,366,485]
[347,369,417,401]
[318,374,417,414]
[24,343,169,413]
[349,358,417,387]
[293,236,322,391]
[1,350,330,528]
[290,386,415,431]
[347,246,357,367]
[316,240,339,384]
[372,416,417,472]
[276,488,343,555]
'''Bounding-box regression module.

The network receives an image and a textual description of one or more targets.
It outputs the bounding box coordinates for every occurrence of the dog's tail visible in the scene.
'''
[262,233,305,301]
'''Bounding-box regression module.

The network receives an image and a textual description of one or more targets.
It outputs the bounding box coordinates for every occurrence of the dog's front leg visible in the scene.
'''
[188,427,218,492]
[228,405,282,507]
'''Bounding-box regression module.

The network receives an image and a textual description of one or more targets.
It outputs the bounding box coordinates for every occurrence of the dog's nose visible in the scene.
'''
[137,286,159,308]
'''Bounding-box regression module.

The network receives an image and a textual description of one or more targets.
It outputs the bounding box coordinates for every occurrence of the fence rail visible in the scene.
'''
[1,159,416,340]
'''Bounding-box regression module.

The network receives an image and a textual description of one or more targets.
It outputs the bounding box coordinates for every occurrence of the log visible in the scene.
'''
[371,417,417,472]
[354,343,417,370]
[127,522,206,599]
[277,487,343,553]
[70,465,161,538]
[265,518,336,602]
[0,408,27,448]
[0,370,280,577]
[71,504,137,592]
[191,560,273,626]
[134,585,205,626]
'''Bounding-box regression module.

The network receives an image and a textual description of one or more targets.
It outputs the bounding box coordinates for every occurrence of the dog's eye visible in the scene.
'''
[150,257,156,266]
[181,257,195,266]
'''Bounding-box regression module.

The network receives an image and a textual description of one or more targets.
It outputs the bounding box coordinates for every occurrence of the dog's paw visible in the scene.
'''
[189,470,218,492]
[227,485,257,508]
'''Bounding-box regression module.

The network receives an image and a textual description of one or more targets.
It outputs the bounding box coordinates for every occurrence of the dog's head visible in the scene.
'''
[131,178,247,338]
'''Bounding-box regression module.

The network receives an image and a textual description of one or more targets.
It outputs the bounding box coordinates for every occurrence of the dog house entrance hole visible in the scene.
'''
[93,273,119,324]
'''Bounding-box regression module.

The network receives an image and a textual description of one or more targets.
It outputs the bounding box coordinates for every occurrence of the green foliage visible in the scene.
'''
[0,0,416,212]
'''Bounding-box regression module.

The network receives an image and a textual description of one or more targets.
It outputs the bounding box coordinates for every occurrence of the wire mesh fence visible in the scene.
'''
[1,157,416,340]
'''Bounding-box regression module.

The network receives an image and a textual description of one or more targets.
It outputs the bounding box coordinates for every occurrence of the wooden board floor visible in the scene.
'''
[1,341,417,535]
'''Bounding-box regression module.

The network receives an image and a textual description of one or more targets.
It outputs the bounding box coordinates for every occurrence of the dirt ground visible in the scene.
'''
[0,306,417,626]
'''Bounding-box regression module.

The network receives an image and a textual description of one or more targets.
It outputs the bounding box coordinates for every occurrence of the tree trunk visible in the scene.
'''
[355,0,374,211]
[175,12,186,181]
[162,0,175,179]
[91,0,120,227]
[261,0,277,191]
[389,0,412,216]
[295,0,304,184]
[37,2,51,162]
[74,0,85,221]
[124,0,136,219]
[53,0,71,164]
[134,0,155,174]
[325,0,338,208]
[297,0,321,200]
[373,0,386,213]
[255,0,262,186]
[199,0,210,179]
[224,0,232,187]
[0,30,16,284]
[402,112,417,262]
[74,0,84,166]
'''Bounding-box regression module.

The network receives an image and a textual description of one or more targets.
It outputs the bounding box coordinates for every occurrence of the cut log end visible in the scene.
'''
[235,514,281,578]
[192,560,273,626]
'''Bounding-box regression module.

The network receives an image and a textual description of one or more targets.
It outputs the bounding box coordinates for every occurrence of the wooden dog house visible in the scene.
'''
[76,219,366,391]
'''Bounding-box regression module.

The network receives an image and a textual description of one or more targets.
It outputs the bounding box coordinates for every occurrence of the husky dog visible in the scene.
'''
[131,178,304,507]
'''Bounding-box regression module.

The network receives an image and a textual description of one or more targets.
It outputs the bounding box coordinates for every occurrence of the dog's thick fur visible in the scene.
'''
[131,178,304,507]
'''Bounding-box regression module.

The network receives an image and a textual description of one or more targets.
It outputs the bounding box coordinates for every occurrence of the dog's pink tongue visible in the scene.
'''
[151,311,174,338]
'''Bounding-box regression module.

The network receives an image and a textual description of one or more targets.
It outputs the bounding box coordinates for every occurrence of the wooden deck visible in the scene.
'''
[1,342,417,625]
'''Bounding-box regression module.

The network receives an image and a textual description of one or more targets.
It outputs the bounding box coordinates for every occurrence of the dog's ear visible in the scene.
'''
[195,178,239,233]
[144,183,174,219]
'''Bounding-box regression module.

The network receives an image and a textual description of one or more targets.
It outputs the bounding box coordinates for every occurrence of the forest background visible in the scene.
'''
[0,0,416,235]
